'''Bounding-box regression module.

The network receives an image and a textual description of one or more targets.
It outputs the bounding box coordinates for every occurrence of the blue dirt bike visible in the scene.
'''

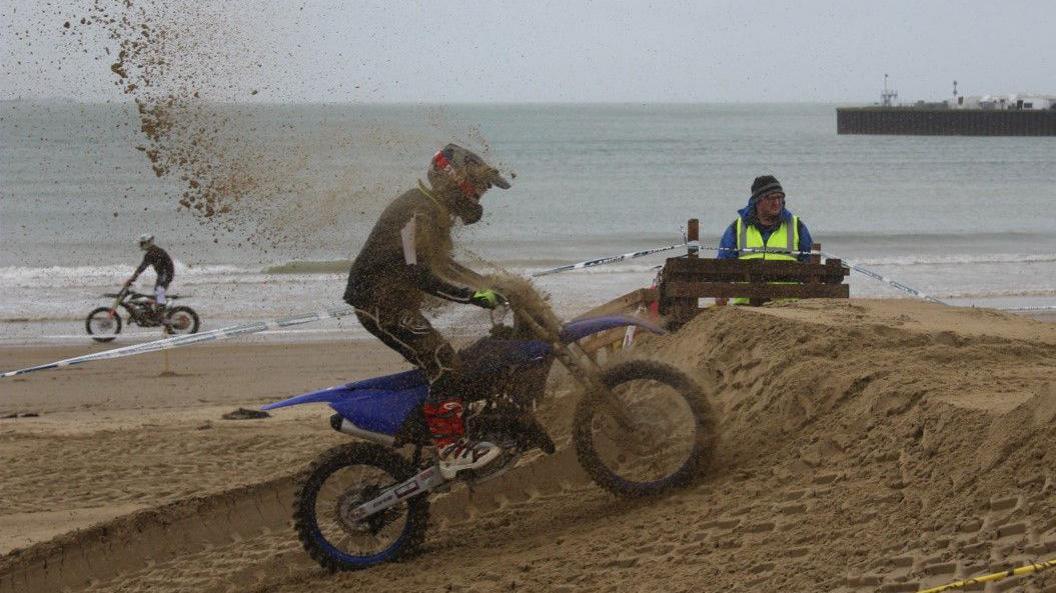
[263,279,717,571]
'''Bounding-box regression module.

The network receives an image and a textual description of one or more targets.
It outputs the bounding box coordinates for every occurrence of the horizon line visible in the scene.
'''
[0,97,876,107]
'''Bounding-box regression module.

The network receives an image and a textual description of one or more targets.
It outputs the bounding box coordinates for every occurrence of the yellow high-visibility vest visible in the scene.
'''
[735,215,799,260]
[731,216,799,304]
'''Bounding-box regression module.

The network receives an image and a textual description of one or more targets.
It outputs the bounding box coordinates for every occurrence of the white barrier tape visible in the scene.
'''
[816,251,946,305]
[532,242,838,277]
[531,243,687,276]
[1,305,357,379]
[531,241,951,305]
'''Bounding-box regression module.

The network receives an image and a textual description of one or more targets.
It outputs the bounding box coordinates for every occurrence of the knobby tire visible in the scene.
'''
[293,442,429,571]
[572,359,717,497]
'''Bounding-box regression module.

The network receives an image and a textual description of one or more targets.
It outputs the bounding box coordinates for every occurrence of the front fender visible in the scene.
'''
[559,315,665,344]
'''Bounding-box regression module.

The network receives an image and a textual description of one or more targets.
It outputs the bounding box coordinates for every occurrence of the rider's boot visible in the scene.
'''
[423,399,500,480]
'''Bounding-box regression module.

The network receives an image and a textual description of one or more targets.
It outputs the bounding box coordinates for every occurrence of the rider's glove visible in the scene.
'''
[470,289,506,310]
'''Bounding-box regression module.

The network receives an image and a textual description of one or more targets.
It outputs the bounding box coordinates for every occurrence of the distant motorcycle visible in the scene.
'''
[264,276,717,571]
[85,286,200,343]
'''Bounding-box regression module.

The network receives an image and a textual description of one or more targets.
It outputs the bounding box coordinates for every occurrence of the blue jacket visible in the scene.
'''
[716,196,813,261]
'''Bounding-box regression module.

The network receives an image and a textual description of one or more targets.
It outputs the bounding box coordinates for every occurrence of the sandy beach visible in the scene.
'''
[2,299,1056,593]
[5,3,1056,592]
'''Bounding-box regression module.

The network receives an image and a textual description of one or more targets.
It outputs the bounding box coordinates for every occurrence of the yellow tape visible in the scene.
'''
[917,557,1056,593]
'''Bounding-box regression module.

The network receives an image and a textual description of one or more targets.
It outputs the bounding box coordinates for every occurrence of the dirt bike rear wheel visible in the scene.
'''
[86,307,122,343]
[572,359,717,497]
[165,306,200,335]
[293,443,429,571]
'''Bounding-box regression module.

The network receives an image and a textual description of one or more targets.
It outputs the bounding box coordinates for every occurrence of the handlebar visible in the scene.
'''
[481,273,637,429]
[107,286,131,309]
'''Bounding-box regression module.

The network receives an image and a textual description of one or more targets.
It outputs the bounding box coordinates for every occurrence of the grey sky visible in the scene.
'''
[2,0,1052,103]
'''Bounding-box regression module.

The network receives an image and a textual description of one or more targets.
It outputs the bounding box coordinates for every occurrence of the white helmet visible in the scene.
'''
[138,233,154,250]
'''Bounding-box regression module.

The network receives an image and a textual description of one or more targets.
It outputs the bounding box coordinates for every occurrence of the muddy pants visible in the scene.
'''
[354,305,462,404]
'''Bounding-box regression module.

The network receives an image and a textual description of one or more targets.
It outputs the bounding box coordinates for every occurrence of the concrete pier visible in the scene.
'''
[836,107,1056,136]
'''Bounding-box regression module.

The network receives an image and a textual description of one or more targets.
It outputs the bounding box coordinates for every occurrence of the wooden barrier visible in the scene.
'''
[565,219,849,344]
[658,220,849,327]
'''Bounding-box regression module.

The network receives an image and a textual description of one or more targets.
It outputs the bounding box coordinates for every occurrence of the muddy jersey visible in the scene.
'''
[133,245,174,287]
[344,184,475,310]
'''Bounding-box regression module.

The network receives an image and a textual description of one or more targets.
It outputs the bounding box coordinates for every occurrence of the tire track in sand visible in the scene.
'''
[0,443,589,593]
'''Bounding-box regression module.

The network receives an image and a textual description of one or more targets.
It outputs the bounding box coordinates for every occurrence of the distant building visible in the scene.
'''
[953,94,1055,111]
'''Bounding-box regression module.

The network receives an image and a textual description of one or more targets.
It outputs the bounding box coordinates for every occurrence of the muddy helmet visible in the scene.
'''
[427,144,510,224]
[138,233,154,250]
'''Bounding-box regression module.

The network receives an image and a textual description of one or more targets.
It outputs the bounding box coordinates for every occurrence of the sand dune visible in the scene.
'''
[2,299,1055,593]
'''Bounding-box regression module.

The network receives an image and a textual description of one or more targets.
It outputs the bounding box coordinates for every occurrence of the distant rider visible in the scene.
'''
[125,234,175,324]
[716,175,814,304]
[343,144,510,480]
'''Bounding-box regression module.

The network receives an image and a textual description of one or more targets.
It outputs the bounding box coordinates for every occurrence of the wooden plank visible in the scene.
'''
[663,265,844,284]
[662,270,847,284]
[573,287,658,320]
[573,287,661,353]
[578,326,628,354]
[664,282,849,299]
[662,257,848,280]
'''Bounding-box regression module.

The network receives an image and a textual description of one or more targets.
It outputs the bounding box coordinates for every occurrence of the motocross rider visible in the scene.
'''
[125,234,175,325]
[343,144,511,480]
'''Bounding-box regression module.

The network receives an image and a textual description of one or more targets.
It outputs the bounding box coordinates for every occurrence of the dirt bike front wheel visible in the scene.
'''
[572,359,717,497]
[165,306,200,335]
[86,307,122,343]
[293,443,429,571]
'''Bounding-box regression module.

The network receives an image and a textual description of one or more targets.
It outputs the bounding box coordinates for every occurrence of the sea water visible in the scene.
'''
[2,101,1054,344]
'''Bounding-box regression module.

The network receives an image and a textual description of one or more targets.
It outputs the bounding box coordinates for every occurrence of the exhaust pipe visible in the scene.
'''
[329,413,395,446]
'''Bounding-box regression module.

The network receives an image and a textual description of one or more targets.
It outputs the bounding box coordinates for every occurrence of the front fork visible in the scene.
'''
[515,311,637,431]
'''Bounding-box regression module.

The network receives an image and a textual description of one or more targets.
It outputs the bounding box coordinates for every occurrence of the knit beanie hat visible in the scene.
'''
[750,175,784,201]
